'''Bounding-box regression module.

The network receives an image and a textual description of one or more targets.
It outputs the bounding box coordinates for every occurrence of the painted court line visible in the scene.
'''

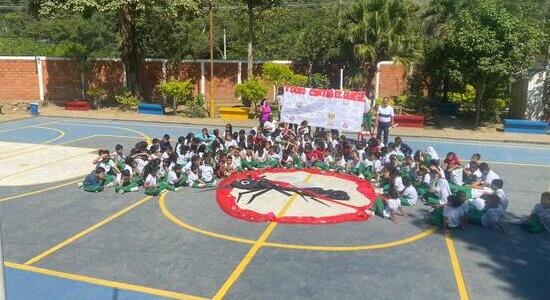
[0,178,82,203]
[5,261,207,300]
[444,231,470,300]
[160,194,437,251]
[212,173,313,300]
[0,126,66,160]
[0,121,59,133]
[56,122,151,144]
[24,195,154,265]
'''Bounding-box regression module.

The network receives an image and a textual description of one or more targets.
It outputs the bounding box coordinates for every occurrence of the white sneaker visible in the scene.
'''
[358,174,365,179]
[174,187,182,192]
[117,189,124,194]
[130,187,139,192]
[77,182,83,188]
[106,182,114,188]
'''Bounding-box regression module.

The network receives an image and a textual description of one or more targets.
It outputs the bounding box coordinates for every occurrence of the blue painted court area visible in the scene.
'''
[0,116,549,300]
[5,267,166,300]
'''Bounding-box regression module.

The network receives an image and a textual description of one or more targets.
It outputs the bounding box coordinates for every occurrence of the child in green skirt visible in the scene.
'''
[143,162,167,196]
[115,169,139,194]
[166,164,187,191]
[372,190,407,223]
[512,192,550,233]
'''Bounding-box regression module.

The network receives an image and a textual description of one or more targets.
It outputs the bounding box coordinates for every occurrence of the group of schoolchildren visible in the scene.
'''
[79,120,549,234]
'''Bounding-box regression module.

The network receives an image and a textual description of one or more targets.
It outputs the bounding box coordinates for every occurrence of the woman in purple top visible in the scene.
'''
[258,99,271,126]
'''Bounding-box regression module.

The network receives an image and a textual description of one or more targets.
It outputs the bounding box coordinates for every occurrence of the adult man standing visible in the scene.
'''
[376,97,395,146]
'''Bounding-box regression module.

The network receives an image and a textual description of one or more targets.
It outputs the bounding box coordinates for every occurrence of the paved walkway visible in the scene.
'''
[3,105,549,145]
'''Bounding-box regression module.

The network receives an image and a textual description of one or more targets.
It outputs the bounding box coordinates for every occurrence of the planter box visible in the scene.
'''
[503,119,548,134]
[138,103,165,115]
[219,107,250,121]
[394,115,424,128]
[66,100,90,111]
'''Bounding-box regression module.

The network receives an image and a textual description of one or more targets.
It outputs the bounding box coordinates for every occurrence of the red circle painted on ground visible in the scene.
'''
[216,168,376,224]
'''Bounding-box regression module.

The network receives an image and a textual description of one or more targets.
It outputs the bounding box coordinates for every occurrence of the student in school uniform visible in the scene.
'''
[512,192,550,233]
[400,177,418,206]
[485,179,508,211]
[114,144,126,170]
[148,138,160,151]
[424,167,451,206]
[93,149,120,178]
[143,161,167,196]
[372,190,407,223]
[115,169,139,194]
[81,167,111,192]
[199,158,217,186]
[477,163,500,187]
[166,164,187,190]
[159,134,171,153]
[442,195,468,229]
[480,194,504,231]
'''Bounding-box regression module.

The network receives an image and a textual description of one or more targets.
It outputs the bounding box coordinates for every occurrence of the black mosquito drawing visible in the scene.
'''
[230,176,350,207]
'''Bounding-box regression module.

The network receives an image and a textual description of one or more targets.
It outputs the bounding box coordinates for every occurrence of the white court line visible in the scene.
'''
[0,121,59,133]
[484,160,550,168]
[404,136,550,150]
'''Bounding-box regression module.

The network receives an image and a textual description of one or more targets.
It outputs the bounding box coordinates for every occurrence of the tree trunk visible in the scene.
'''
[474,82,485,128]
[119,5,141,98]
[80,70,87,101]
[173,96,177,115]
[247,3,254,80]
[365,63,377,95]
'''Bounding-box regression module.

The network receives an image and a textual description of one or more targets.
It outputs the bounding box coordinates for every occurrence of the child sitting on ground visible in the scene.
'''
[400,177,418,206]
[81,167,111,192]
[143,161,167,196]
[442,195,468,230]
[115,169,139,194]
[167,164,187,191]
[373,190,407,223]
[512,192,550,233]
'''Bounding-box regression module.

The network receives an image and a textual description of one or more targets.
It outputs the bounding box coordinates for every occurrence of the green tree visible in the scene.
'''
[29,0,200,98]
[340,0,421,91]
[159,79,194,113]
[445,0,545,126]
[240,0,280,79]
[27,14,118,101]
[234,77,267,107]
[308,73,330,89]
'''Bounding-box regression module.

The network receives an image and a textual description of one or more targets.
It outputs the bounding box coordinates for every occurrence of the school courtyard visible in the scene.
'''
[0,115,549,300]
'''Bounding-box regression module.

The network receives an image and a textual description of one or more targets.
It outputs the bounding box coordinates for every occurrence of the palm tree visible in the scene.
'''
[340,0,421,91]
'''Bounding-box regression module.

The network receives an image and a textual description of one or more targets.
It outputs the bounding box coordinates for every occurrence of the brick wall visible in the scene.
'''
[0,57,408,106]
[377,63,407,99]
[0,59,40,101]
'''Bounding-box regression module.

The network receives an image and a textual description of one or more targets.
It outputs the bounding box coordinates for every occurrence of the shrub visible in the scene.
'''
[262,62,294,87]
[288,74,308,87]
[235,78,268,107]
[87,87,107,109]
[185,94,208,118]
[159,79,194,112]
[115,90,139,111]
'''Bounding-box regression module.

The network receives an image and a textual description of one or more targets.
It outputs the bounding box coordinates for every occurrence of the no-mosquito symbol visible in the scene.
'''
[216,169,376,224]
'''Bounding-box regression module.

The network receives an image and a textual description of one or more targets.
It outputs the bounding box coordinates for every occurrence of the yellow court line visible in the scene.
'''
[212,173,313,300]
[4,261,207,300]
[160,194,437,252]
[24,195,155,265]
[444,231,470,300]
[58,122,151,144]
[0,126,66,160]
[0,121,58,133]
[0,178,82,203]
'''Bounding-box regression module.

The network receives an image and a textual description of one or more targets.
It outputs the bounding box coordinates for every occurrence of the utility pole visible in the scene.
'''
[223,28,227,60]
[209,0,216,118]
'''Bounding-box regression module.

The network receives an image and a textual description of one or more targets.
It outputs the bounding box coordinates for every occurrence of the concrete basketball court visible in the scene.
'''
[0,116,549,300]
